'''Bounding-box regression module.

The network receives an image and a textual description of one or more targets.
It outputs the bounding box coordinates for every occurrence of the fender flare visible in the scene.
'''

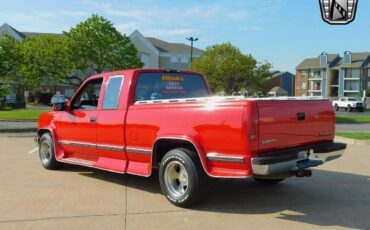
[37,127,63,162]
[152,135,211,177]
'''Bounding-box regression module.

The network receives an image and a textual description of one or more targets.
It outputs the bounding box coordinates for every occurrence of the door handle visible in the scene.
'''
[297,112,305,121]
[90,117,97,123]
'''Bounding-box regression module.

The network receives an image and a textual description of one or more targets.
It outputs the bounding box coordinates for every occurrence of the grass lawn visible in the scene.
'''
[0,109,49,121]
[336,132,370,140]
[336,115,370,123]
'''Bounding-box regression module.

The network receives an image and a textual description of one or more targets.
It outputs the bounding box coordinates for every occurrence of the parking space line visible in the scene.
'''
[28,148,38,154]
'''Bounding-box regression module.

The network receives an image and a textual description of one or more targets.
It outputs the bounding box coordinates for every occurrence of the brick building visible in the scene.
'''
[263,71,295,96]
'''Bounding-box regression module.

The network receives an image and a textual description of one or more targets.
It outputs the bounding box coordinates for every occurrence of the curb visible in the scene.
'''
[334,136,370,146]
[0,120,37,122]
[0,128,37,133]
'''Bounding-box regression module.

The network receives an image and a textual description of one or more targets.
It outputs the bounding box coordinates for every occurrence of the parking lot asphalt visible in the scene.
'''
[0,133,369,230]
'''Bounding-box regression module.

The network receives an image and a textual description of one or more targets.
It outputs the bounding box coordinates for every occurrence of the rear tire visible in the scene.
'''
[254,177,285,184]
[159,148,210,208]
[39,133,63,170]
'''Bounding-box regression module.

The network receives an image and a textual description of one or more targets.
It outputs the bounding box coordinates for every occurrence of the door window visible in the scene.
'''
[72,78,103,110]
[102,75,124,109]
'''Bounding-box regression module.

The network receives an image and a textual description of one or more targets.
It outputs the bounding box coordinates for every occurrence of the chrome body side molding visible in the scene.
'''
[206,152,245,163]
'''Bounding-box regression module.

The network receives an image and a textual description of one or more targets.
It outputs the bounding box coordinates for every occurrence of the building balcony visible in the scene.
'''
[344,89,360,92]
[344,77,360,80]
[308,89,322,92]
[308,77,322,80]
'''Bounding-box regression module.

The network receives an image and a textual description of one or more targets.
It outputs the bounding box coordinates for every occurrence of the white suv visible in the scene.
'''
[332,97,365,112]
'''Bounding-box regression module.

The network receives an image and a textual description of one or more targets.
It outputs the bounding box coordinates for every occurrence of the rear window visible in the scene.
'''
[135,73,209,101]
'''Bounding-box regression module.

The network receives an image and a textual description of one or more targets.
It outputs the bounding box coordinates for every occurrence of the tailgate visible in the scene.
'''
[256,99,335,153]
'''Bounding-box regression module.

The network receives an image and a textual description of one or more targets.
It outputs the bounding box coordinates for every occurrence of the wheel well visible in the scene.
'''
[152,139,199,169]
[37,129,51,138]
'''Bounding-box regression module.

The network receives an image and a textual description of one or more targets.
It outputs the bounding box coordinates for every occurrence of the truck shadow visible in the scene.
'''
[62,165,370,229]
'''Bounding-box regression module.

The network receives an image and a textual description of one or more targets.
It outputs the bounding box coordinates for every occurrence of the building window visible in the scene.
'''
[344,81,360,91]
[170,56,179,63]
[301,82,306,89]
[368,69,370,77]
[180,56,189,63]
[301,70,307,78]
[310,81,321,91]
[345,68,360,78]
[368,82,370,89]
[309,70,321,79]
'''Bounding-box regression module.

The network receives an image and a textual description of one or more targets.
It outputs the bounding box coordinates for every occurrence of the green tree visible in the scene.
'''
[20,35,74,92]
[191,42,271,95]
[0,33,22,103]
[65,14,143,73]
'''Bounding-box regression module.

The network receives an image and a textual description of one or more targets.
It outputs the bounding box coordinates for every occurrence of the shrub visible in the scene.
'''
[2,101,26,109]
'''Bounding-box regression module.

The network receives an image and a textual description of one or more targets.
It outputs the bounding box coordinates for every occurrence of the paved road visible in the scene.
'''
[0,134,369,230]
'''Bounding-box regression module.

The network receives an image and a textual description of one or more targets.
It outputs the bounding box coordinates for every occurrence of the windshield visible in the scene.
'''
[135,72,209,101]
[348,98,357,101]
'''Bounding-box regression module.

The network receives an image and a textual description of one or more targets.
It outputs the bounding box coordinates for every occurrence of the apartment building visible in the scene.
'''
[296,52,370,97]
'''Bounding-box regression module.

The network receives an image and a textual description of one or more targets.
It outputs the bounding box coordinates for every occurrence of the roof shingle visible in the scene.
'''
[146,37,203,55]
[296,54,340,70]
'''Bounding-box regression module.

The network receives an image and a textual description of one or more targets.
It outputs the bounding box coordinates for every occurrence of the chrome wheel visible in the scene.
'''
[164,161,189,197]
[40,140,51,165]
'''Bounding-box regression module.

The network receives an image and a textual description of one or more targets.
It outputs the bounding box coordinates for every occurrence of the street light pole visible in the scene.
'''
[186,37,198,63]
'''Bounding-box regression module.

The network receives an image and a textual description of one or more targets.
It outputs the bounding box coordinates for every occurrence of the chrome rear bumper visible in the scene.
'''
[252,142,346,176]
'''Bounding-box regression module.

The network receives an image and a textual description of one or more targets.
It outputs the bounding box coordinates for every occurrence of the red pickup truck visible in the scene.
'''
[37,69,346,207]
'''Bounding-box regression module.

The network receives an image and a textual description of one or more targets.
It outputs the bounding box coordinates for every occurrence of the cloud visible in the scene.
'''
[228,10,249,20]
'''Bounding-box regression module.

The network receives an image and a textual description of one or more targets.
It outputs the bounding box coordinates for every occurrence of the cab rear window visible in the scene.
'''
[135,73,209,101]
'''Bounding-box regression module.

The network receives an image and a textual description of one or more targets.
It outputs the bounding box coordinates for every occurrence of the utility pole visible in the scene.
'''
[186,37,198,63]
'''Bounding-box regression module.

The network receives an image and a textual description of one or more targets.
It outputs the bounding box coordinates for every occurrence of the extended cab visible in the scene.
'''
[332,97,365,112]
[37,69,346,207]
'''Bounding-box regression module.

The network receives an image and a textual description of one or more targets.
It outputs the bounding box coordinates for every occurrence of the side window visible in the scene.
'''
[72,78,103,110]
[102,75,124,109]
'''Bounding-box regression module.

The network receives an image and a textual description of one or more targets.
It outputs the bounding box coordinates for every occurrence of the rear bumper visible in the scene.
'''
[251,142,346,176]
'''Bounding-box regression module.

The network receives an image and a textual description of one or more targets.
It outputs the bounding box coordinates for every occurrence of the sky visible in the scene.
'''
[1,0,369,72]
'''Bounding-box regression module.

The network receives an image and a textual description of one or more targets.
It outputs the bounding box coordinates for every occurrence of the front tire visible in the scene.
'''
[159,148,209,208]
[347,105,352,112]
[39,133,62,170]
[334,104,339,111]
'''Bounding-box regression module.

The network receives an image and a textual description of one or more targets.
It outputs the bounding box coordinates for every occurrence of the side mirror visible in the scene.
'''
[51,95,68,111]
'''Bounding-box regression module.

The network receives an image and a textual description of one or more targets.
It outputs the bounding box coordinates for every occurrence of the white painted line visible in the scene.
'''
[28,147,38,154]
